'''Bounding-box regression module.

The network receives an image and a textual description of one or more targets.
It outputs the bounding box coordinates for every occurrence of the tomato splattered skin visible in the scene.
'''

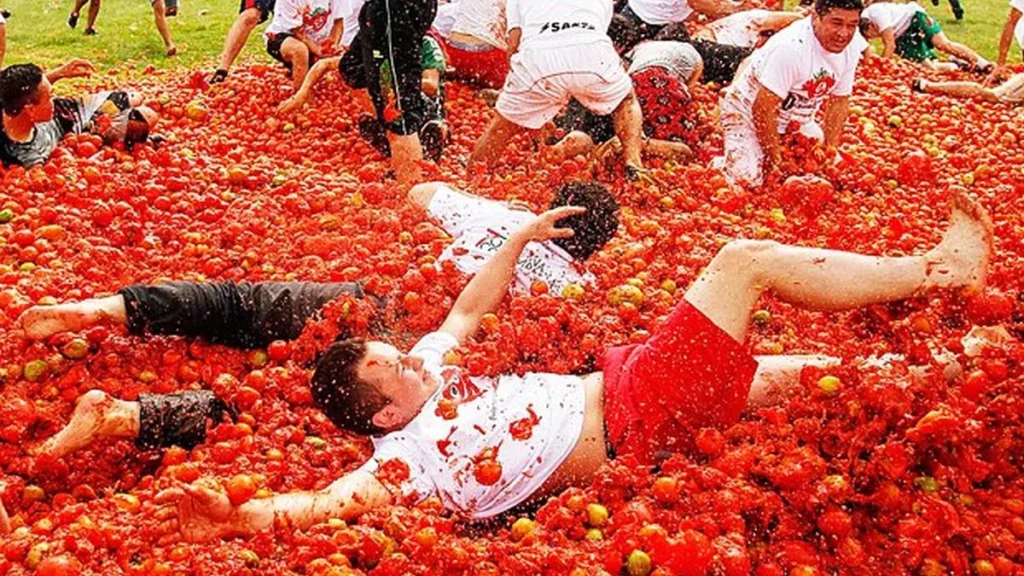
[1,49,1024,576]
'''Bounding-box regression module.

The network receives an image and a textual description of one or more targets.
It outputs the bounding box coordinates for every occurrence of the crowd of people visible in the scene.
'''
[0,0,1018,547]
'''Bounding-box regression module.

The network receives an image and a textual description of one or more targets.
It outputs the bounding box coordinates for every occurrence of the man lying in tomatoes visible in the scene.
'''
[0,60,160,168]
[11,181,621,464]
[139,190,988,543]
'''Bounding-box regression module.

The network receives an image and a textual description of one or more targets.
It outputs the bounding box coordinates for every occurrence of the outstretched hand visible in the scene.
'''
[57,59,97,79]
[521,206,586,243]
[154,482,241,544]
[983,66,1006,87]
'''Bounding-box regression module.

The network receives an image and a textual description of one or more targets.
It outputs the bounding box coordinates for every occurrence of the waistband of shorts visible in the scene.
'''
[445,36,497,52]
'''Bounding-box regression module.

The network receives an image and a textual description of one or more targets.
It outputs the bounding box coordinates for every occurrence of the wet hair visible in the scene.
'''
[548,181,620,261]
[815,0,864,16]
[0,64,45,117]
[310,338,388,436]
[858,17,872,37]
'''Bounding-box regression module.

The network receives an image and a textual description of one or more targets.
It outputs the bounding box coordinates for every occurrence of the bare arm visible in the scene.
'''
[438,207,584,344]
[880,28,896,59]
[324,19,344,55]
[689,0,742,20]
[751,82,783,171]
[45,59,97,84]
[507,27,522,57]
[422,69,441,98]
[988,9,1022,85]
[822,95,850,148]
[278,56,342,113]
[292,30,323,58]
[156,470,393,542]
[760,12,803,32]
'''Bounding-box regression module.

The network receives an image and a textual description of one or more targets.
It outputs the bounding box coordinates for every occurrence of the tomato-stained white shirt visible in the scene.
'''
[359,331,586,518]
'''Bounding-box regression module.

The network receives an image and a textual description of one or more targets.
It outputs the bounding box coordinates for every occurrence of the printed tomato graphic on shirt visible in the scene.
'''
[440,367,485,405]
[801,69,837,99]
[300,6,330,36]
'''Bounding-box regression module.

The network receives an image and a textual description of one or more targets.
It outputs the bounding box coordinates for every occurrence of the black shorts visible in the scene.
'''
[136,391,237,450]
[344,0,438,135]
[240,0,275,23]
[266,32,318,69]
[688,39,753,85]
[554,100,615,145]
[119,280,367,349]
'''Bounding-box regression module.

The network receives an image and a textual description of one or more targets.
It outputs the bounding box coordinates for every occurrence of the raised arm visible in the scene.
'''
[760,12,803,32]
[156,470,392,543]
[438,206,585,344]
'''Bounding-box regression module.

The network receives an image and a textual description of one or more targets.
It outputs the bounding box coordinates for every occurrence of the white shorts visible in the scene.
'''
[714,115,823,187]
[496,40,633,130]
[993,73,1024,104]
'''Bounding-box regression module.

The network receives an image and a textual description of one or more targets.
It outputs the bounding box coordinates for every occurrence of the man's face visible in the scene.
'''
[812,8,862,53]
[357,341,436,431]
[24,79,55,123]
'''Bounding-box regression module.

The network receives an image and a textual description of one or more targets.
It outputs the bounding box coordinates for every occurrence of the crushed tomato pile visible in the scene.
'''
[1,56,1024,576]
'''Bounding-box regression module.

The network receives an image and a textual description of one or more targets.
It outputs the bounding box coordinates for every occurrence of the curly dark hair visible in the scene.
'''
[310,338,388,436]
[548,181,620,261]
[0,64,45,117]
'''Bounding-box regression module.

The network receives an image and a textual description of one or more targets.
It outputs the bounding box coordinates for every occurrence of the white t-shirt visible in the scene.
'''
[722,18,863,133]
[705,9,774,48]
[358,332,586,518]
[627,0,692,25]
[862,2,925,38]
[627,40,702,83]
[507,0,613,49]
[433,2,461,39]
[451,0,508,49]
[1012,0,1024,50]
[428,185,595,295]
[265,0,346,45]
[339,0,367,47]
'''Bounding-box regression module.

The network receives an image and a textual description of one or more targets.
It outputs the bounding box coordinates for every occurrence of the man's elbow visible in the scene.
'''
[408,182,441,210]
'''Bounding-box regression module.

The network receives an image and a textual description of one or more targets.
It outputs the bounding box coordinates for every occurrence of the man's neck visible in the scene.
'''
[2,113,37,143]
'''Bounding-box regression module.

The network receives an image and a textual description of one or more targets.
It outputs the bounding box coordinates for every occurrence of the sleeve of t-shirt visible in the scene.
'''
[409,331,459,370]
[865,5,894,31]
[753,45,803,100]
[506,0,521,30]
[1012,0,1024,13]
[358,437,437,501]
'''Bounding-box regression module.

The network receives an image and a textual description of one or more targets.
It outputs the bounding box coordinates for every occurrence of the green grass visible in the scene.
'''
[0,0,1016,76]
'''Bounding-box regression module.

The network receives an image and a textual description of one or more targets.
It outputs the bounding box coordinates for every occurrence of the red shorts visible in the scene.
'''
[632,67,696,145]
[435,35,509,89]
[602,299,759,465]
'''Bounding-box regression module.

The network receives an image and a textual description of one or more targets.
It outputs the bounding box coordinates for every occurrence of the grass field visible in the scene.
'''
[0,0,1018,75]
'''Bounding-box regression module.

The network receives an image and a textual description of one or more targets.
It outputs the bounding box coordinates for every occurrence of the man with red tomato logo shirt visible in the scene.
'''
[716,0,867,187]
[0,61,159,168]
[912,0,1024,106]
[264,0,348,89]
[151,192,990,543]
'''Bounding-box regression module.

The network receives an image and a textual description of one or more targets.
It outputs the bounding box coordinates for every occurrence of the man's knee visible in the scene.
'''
[239,8,261,28]
[282,39,309,65]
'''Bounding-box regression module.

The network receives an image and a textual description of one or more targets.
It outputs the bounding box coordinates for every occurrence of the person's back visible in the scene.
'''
[451,0,507,50]
[510,0,614,50]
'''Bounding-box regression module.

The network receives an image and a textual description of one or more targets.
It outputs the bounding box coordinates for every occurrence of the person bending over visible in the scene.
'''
[859,1,990,72]
[409,180,619,297]
[154,191,990,543]
[547,40,701,165]
[210,0,278,83]
[279,36,450,163]
[433,0,510,89]
[14,280,369,461]
[263,0,346,90]
[716,0,866,187]
[0,62,160,168]
[609,0,750,52]
[468,0,649,181]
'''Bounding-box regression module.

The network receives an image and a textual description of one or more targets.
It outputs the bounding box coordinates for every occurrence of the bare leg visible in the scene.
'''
[931,33,988,67]
[468,114,527,168]
[152,0,176,56]
[918,78,1000,102]
[389,132,424,187]
[216,8,261,72]
[86,0,101,31]
[922,59,958,73]
[645,138,694,162]
[548,131,596,162]
[33,391,141,460]
[280,37,311,91]
[748,354,840,408]
[684,191,992,342]
[610,90,644,170]
[17,295,127,341]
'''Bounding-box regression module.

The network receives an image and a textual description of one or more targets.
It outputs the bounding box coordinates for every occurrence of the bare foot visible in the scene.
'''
[925,189,992,289]
[17,304,94,341]
[31,391,111,459]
